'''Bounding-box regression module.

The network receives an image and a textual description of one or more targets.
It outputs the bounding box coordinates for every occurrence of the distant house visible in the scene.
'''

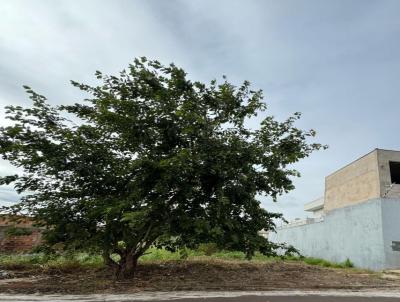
[304,197,324,218]
[0,215,42,252]
[270,148,400,270]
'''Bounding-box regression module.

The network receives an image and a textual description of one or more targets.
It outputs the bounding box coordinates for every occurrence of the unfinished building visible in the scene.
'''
[270,149,400,270]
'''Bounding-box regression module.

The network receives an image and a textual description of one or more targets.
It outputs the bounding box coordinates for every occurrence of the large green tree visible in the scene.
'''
[0,58,324,277]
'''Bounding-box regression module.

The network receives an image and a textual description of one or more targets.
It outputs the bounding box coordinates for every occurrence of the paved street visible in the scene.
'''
[139,296,400,302]
[1,291,400,302]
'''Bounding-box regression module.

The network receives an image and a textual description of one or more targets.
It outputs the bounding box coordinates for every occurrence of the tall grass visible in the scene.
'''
[0,253,103,271]
[302,257,354,268]
[0,248,354,270]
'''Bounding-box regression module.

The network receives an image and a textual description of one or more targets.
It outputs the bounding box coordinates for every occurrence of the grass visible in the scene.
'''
[302,257,354,268]
[0,248,355,271]
[0,252,103,271]
[141,248,355,268]
[141,248,276,262]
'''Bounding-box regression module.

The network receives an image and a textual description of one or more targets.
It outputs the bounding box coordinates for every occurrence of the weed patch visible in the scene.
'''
[0,249,354,272]
[302,257,354,268]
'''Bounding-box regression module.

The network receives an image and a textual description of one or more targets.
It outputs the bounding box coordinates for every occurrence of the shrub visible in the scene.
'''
[198,243,219,256]
[5,227,33,237]
[343,258,354,268]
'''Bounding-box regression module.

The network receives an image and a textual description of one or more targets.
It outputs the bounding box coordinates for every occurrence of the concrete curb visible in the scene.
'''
[1,290,400,301]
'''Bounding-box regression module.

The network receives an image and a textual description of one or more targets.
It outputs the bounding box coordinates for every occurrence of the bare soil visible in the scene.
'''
[0,259,399,294]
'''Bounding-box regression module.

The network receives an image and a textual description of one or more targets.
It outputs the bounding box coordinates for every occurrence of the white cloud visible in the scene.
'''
[1,0,400,220]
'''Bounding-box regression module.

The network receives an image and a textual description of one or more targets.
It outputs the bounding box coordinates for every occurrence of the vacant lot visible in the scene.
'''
[0,250,399,294]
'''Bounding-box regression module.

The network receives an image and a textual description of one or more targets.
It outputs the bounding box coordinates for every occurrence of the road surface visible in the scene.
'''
[0,291,400,301]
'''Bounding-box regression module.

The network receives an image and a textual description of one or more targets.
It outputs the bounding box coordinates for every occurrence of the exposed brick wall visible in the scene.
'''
[0,229,42,252]
[0,216,42,252]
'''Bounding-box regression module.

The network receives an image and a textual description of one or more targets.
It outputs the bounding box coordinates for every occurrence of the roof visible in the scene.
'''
[325,148,400,179]
[304,197,324,212]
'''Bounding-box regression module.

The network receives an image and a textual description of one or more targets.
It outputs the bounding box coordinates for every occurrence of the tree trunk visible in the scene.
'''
[102,251,119,272]
[116,254,139,279]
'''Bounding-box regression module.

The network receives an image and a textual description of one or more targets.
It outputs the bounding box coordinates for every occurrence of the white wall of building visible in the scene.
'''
[381,199,400,269]
[269,198,400,270]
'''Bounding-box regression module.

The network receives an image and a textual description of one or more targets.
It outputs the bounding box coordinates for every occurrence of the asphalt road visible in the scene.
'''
[142,296,400,302]
[1,292,400,302]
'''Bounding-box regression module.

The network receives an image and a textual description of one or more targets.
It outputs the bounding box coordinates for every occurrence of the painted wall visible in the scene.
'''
[269,199,400,270]
[381,199,400,269]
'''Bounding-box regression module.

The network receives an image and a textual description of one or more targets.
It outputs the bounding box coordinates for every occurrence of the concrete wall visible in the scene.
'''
[381,199,400,269]
[269,198,400,270]
[377,149,400,196]
[324,150,381,212]
[323,149,400,213]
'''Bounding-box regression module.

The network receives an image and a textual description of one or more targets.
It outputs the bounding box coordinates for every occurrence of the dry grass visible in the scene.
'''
[0,257,398,294]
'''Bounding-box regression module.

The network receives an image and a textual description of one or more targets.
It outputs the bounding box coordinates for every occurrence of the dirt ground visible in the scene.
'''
[0,259,399,294]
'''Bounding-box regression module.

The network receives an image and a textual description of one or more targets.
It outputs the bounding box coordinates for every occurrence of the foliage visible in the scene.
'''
[0,57,325,277]
[197,243,219,256]
[5,227,33,237]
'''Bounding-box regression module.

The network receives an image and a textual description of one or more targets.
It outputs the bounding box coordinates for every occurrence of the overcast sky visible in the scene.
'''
[1,0,400,220]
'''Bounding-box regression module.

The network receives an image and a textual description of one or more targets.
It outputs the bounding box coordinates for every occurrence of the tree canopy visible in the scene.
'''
[0,58,324,277]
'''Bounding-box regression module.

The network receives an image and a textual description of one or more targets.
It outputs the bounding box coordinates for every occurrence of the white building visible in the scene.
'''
[269,149,400,270]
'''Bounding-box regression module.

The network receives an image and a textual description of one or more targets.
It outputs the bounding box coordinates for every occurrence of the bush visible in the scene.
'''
[197,243,219,256]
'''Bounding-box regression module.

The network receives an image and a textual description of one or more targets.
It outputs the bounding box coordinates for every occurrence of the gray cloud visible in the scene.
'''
[1,0,400,220]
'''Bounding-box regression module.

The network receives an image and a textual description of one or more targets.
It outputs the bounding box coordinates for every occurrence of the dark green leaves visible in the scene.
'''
[0,57,324,270]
